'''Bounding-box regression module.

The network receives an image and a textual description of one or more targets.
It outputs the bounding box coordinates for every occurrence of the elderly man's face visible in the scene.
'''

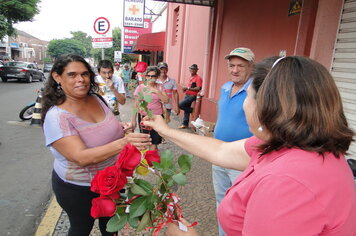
[227,57,253,85]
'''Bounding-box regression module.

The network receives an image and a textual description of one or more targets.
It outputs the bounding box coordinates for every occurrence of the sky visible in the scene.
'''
[14,0,164,41]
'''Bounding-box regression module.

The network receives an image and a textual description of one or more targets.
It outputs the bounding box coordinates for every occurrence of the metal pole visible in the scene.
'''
[101,48,105,60]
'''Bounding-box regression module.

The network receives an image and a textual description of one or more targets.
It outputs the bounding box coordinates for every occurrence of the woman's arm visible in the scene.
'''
[52,132,151,167]
[143,115,250,170]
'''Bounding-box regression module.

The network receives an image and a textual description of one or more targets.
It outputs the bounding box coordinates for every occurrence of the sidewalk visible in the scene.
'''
[37,97,218,236]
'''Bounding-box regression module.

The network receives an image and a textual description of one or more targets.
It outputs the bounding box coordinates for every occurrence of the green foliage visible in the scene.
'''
[113,151,193,233]
[0,0,40,39]
[70,31,92,58]
[47,39,87,59]
[106,213,128,232]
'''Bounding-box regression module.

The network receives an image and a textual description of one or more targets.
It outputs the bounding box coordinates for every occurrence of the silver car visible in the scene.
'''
[0,61,46,83]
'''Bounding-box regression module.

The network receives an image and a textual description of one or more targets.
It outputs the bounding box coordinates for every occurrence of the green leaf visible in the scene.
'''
[132,107,138,116]
[172,172,187,185]
[130,184,149,196]
[160,150,174,169]
[144,94,152,103]
[147,110,153,118]
[178,154,193,174]
[152,161,163,171]
[138,91,144,100]
[135,179,153,194]
[129,196,148,218]
[136,210,152,232]
[128,216,139,228]
[106,214,128,232]
[167,179,176,187]
[145,193,158,210]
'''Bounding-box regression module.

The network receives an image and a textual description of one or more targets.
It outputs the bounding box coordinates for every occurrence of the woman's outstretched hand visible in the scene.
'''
[167,218,199,236]
[141,115,170,135]
[125,132,151,150]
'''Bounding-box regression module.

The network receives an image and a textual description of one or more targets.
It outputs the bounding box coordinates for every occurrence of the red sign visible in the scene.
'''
[122,18,152,53]
[92,38,113,42]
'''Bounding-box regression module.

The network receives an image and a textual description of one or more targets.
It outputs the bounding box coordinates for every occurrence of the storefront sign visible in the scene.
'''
[123,0,145,28]
[122,18,152,53]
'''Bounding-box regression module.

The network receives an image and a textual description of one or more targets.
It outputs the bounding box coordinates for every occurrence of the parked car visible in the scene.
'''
[0,61,45,83]
[43,63,54,72]
[0,60,4,67]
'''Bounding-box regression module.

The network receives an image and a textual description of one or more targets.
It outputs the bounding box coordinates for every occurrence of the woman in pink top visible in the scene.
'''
[41,54,151,236]
[132,66,168,150]
[143,56,356,235]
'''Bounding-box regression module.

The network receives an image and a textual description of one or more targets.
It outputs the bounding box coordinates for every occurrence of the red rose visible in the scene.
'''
[144,150,161,166]
[90,166,127,196]
[116,143,142,176]
[91,196,116,219]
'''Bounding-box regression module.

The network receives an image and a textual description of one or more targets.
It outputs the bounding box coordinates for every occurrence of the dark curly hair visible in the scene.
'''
[41,54,98,124]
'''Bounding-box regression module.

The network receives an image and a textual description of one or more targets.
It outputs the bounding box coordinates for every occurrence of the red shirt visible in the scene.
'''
[186,74,202,96]
[218,136,356,236]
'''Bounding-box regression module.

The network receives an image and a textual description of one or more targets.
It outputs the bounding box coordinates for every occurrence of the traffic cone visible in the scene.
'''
[30,92,42,125]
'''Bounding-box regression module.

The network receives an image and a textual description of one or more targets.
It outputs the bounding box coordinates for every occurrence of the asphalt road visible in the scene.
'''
[0,77,53,235]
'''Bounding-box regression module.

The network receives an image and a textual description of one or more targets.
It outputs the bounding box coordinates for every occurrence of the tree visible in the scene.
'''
[92,27,136,64]
[70,31,92,58]
[0,0,40,39]
[47,39,86,59]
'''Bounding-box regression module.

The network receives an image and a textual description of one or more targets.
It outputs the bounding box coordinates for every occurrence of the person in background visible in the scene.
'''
[122,64,132,98]
[132,66,168,150]
[157,62,180,123]
[41,54,151,236]
[178,64,202,129]
[95,60,126,117]
[143,56,356,235]
[113,62,122,78]
[213,47,255,236]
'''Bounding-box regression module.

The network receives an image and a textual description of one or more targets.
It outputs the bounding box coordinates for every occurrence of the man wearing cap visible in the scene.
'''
[157,62,180,123]
[178,64,203,129]
[213,47,254,236]
[114,62,122,78]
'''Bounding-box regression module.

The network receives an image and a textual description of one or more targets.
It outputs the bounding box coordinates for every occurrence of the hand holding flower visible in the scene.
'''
[124,132,151,150]
[142,115,170,135]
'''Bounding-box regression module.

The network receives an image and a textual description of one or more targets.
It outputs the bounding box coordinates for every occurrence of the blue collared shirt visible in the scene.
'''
[214,80,253,142]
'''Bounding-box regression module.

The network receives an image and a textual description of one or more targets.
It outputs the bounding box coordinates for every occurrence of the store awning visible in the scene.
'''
[132,32,165,53]
[152,0,215,7]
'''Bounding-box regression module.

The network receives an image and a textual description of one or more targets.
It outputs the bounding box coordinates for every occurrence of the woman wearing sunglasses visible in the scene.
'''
[132,66,169,150]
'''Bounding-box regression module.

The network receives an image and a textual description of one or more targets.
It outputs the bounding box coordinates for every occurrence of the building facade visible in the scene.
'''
[162,0,356,157]
[0,30,49,66]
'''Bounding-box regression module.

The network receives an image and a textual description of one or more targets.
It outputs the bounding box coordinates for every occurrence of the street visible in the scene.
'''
[0,78,53,235]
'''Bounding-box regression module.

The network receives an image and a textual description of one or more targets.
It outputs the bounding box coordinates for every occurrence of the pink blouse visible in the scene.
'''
[218,136,356,235]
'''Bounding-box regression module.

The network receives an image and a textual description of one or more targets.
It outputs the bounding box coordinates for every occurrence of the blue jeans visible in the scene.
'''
[212,165,242,236]
[178,95,196,126]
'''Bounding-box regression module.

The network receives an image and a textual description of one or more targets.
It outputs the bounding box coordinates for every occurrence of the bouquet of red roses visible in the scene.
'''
[90,143,194,235]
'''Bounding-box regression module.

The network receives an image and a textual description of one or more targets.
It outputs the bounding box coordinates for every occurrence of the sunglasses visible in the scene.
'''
[146,74,158,78]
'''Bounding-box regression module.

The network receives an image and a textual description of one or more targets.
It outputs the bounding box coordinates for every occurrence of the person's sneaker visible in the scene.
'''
[178,125,188,129]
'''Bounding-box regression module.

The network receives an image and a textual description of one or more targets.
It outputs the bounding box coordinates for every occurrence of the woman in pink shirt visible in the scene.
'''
[143,56,356,235]
[132,66,168,150]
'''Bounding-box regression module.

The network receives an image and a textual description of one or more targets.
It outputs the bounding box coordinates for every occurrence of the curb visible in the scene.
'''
[35,196,62,236]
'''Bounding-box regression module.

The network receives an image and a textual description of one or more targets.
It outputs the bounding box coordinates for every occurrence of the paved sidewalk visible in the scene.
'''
[46,98,218,235]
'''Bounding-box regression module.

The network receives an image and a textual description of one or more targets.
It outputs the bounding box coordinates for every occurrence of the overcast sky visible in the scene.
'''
[14,0,164,41]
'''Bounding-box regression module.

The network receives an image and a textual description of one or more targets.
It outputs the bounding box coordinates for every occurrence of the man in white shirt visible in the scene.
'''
[95,60,126,117]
